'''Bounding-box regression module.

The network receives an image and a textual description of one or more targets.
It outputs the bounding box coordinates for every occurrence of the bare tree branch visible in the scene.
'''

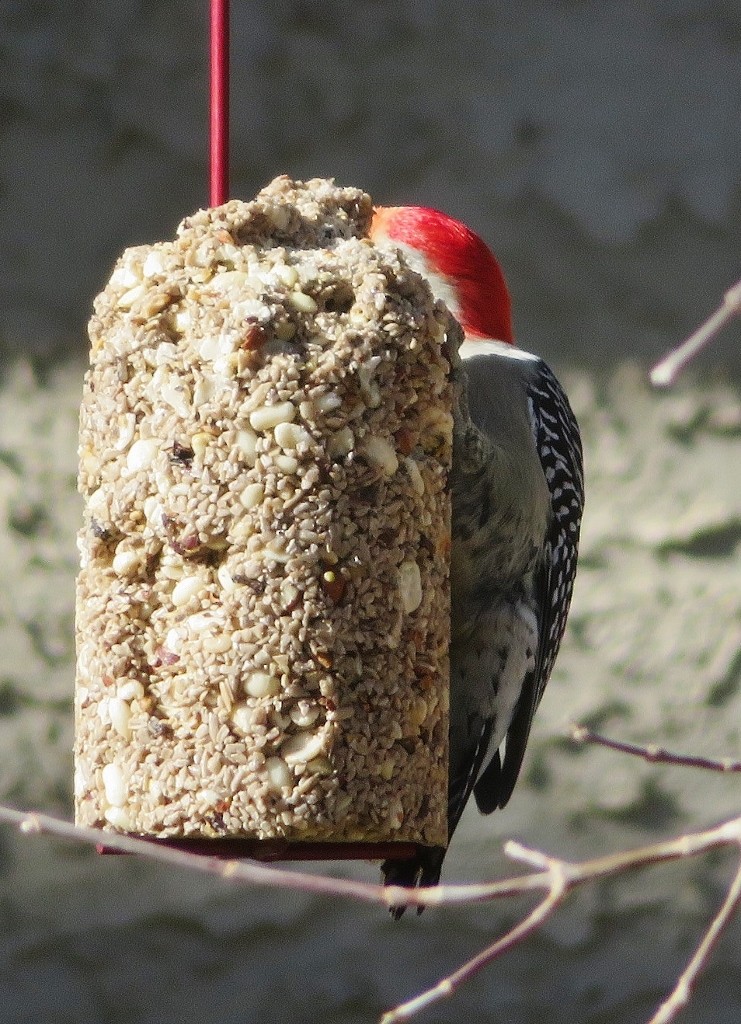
[571,723,741,773]
[650,277,741,387]
[2,799,740,1024]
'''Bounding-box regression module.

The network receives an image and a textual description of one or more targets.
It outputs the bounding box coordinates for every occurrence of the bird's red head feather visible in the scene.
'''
[370,205,514,344]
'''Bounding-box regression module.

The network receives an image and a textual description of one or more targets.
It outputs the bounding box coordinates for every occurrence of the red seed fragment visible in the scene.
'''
[394,427,416,455]
[321,570,346,603]
[241,323,266,350]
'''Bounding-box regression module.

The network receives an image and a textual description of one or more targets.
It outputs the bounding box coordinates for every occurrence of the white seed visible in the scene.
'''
[306,756,332,775]
[86,486,109,519]
[399,560,423,613]
[80,446,100,476]
[101,763,127,808]
[235,428,258,465]
[108,697,132,739]
[110,264,140,290]
[118,679,145,701]
[233,298,271,320]
[282,730,325,765]
[160,377,192,417]
[191,431,213,460]
[141,294,171,322]
[231,705,254,736]
[197,788,221,807]
[143,496,164,528]
[363,435,398,475]
[275,454,298,474]
[184,611,217,632]
[229,519,253,542]
[213,353,237,378]
[160,556,184,581]
[209,269,249,292]
[328,426,354,459]
[289,703,320,728]
[239,482,264,509]
[274,421,312,451]
[266,204,291,230]
[275,264,299,288]
[359,360,382,408]
[97,698,110,726]
[171,575,206,607]
[242,382,272,412]
[169,482,191,498]
[173,308,191,333]
[142,251,165,277]
[153,342,178,367]
[112,545,142,577]
[218,241,242,263]
[404,456,425,495]
[387,799,404,830]
[77,642,94,676]
[154,470,172,497]
[199,332,231,362]
[217,563,236,592]
[142,292,171,318]
[249,401,296,432]
[287,291,318,314]
[270,708,290,731]
[245,671,281,698]
[193,375,216,407]
[116,283,146,309]
[104,807,132,830]
[164,627,184,653]
[203,634,231,654]
[316,391,342,413]
[265,539,291,562]
[126,437,158,473]
[113,413,137,451]
[265,757,292,792]
[377,759,395,781]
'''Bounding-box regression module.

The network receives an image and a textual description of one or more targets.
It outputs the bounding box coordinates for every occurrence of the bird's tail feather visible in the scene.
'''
[381,847,446,920]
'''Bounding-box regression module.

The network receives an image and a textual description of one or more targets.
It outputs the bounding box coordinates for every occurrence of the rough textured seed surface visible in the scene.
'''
[75,175,455,846]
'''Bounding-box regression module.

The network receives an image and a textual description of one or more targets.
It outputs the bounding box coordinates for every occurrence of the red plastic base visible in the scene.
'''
[96,837,427,861]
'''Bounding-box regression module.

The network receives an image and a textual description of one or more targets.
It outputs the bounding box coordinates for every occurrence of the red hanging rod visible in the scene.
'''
[210,0,230,206]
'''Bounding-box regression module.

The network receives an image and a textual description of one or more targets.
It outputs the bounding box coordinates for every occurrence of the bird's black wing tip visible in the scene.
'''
[472,748,504,814]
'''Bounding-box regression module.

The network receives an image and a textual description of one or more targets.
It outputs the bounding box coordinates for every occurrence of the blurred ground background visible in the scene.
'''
[0,2,739,1023]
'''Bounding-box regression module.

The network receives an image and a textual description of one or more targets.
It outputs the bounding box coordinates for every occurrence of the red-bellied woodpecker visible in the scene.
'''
[370,207,584,916]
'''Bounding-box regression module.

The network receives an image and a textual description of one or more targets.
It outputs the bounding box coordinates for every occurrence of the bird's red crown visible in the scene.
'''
[370,205,514,344]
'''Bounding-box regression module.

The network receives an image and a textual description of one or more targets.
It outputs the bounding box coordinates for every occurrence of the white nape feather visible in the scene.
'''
[459,339,539,363]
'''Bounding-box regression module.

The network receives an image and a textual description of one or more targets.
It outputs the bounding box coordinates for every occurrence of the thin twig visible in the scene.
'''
[650,277,741,387]
[648,861,741,1024]
[380,881,566,1023]
[571,724,741,773]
